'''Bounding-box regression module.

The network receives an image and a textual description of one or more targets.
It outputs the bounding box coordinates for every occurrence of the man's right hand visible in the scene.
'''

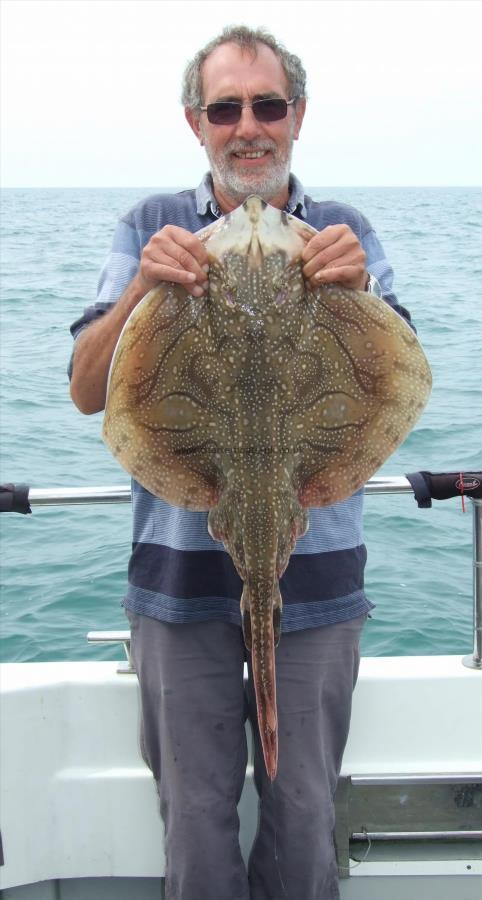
[138,225,210,297]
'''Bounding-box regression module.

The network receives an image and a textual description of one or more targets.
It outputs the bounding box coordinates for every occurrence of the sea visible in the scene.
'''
[0,186,481,664]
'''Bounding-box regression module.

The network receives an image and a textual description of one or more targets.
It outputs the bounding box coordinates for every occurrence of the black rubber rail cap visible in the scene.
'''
[406,471,482,508]
[0,483,31,514]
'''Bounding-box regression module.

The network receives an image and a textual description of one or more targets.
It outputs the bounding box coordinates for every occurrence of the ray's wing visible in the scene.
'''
[286,284,432,508]
[103,282,227,510]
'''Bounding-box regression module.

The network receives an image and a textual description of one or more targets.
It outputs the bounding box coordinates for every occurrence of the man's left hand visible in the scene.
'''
[302,224,367,291]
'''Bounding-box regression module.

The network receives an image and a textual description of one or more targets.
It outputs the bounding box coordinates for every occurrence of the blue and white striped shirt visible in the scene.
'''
[71,173,411,631]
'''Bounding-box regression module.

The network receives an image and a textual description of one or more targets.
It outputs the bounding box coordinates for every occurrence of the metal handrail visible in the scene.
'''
[467,497,482,670]
[352,829,482,842]
[25,476,415,504]
[28,485,132,506]
[4,478,482,671]
[87,630,134,674]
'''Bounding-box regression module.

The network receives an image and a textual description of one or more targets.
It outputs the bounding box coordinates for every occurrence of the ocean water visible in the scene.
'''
[0,186,481,663]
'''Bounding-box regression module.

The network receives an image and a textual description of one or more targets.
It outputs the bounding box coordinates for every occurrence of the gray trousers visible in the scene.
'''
[126,610,365,900]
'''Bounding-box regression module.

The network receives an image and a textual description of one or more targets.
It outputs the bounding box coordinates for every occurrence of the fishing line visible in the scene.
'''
[337,828,372,873]
[271,778,371,891]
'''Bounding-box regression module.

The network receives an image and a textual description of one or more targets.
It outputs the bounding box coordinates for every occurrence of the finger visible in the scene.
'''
[307,265,367,291]
[302,236,364,279]
[141,250,207,292]
[301,224,353,263]
[303,247,349,280]
[303,244,365,281]
[151,235,209,285]
[146,226,209,280]
[160,225,209,266]
[139,257,209,297]
[140,259,209,295]
[168,227,209,270]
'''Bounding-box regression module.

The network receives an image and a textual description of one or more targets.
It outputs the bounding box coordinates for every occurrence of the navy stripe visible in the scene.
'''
[128,542,366,605]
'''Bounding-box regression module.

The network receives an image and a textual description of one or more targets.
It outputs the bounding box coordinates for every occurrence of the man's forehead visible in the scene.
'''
[200,41,289,100]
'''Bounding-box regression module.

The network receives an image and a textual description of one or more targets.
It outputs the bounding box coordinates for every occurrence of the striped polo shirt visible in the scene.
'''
[70,173,412,632]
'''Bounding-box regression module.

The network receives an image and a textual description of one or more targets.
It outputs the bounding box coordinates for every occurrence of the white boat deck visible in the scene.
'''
[1,654,481,898]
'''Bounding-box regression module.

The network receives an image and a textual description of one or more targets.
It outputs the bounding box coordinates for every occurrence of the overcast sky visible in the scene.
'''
[1,0,481,187]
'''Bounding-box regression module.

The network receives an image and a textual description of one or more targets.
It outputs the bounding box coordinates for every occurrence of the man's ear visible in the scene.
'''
[185,108,204,146]
[293,97,306,141]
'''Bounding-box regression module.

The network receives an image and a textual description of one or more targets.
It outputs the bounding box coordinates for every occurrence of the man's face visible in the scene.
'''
[186,42,306,208]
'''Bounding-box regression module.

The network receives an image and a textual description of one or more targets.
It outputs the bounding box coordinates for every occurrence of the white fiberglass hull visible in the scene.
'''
[1,656,481,899]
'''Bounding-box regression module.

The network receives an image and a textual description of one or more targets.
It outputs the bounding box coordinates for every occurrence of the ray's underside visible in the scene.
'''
[103,198,432,779]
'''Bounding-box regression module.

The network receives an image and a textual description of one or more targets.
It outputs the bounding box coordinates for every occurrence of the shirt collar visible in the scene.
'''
[285,173,307,218]
[195,171,307,219]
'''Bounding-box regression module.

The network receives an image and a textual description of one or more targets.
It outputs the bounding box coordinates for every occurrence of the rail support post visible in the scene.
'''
[463,498,482,670]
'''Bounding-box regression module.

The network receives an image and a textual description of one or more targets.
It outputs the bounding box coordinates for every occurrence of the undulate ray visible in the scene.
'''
[103,197,432,780]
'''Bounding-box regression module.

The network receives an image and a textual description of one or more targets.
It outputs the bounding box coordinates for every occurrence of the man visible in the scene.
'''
[70,25,411,900]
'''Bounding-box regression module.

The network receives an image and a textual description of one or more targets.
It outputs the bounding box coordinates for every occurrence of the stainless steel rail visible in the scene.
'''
[28,485,132,506]
[463,499,482,670]
[25,476,415,504]
[335,773,482,874]
[352,830,482,842]
[351,774,482,785]
[16,479,482,671]
[87,630,133,674]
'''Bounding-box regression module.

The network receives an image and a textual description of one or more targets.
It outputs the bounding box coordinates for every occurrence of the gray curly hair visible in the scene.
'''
[181,25,307,111]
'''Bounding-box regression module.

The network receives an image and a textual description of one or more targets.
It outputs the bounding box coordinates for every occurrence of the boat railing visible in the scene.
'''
[1,473,481,671]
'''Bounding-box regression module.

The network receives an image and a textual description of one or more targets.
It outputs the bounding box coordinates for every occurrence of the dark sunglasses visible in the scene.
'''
[199,97,297,126]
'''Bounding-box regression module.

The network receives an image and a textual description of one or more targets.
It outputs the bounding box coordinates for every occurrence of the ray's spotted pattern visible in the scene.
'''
[103,197,432,779]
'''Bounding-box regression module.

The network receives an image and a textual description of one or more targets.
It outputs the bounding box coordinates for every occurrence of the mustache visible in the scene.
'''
[225,141,277,154]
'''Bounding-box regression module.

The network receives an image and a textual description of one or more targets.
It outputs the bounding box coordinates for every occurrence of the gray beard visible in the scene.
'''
[203,141,294,206]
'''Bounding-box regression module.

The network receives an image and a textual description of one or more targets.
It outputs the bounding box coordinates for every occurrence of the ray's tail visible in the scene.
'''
[242,581,281,781]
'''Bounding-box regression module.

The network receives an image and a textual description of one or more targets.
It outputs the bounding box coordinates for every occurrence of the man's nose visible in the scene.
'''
[234,105,263,141]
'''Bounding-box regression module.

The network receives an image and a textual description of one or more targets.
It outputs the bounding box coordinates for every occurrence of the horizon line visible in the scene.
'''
[1,183,481,190]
